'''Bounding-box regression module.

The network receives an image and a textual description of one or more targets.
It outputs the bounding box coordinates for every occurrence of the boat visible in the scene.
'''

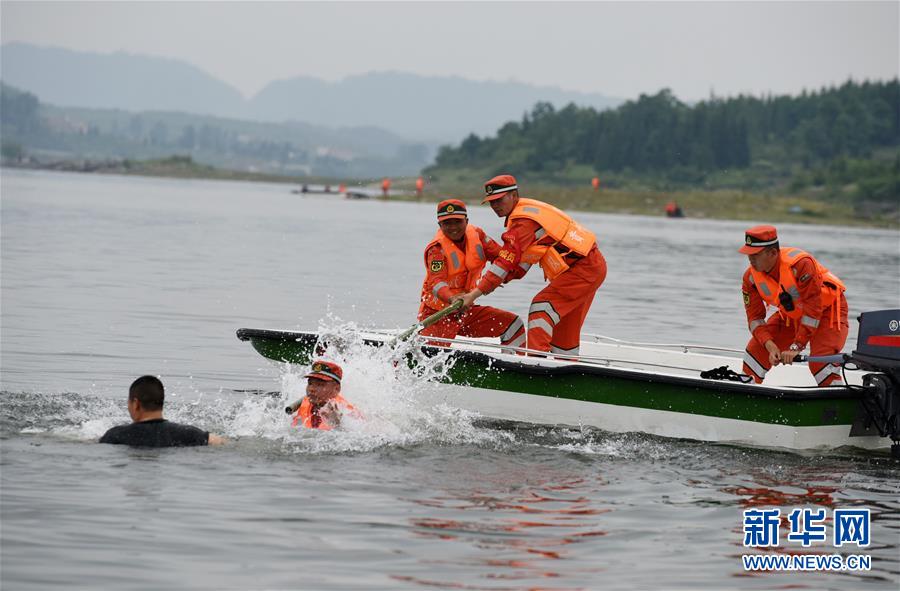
[236,309,900,455]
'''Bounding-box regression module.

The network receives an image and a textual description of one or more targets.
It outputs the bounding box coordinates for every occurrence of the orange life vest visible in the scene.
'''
[292,394,356,430]
[508,198,597,281]
[419,224,488,311]
[748,247,846,329]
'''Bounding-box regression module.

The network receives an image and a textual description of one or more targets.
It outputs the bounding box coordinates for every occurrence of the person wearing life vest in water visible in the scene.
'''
[292,360,358,430]
[739,225,849,386]
[452,175,607,356]
[419,199,525,351]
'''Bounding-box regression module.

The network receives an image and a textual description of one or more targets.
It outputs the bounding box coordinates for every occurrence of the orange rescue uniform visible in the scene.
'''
[477,198,607,355]
[742,247,848,386]
[292,394,357,430]
[419,225,525,348]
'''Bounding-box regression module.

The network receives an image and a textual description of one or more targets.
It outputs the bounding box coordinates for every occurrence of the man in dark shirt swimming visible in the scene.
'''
[100,375,226,447]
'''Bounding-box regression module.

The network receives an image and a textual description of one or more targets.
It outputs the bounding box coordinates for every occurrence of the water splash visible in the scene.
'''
[222,320,516,453]
[0,319,516,454]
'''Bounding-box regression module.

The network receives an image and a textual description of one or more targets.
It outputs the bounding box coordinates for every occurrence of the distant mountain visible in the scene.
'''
[247,71,622,142]
[1,82,434,178]
[1,43,622,143]
[0,43,246,118]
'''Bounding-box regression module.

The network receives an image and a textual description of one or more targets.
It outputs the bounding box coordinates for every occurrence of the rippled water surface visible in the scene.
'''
[2,170,899,590]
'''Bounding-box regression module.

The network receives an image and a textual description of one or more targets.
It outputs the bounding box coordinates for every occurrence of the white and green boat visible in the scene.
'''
[237,309,900,455]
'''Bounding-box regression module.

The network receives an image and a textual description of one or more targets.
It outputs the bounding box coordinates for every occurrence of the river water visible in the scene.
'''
[1,169,898,590]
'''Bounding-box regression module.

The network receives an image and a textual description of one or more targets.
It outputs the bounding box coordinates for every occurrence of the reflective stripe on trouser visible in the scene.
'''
[419,304,522,346]
[526,248,607,353]
[550,344,580,356]
[742,350,768,383]
[499,317,526,354]
[813,363,843,386]
[742,297,849,387]
[500,317,525,346]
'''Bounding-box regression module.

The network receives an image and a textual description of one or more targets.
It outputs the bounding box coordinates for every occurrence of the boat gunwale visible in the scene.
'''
[235,327,863,403]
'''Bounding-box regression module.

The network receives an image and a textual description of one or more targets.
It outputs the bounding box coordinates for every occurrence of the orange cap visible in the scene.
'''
[739,225,779,254]
[482,174,518,203]
[304,360,343,383]
[437,199,467,220]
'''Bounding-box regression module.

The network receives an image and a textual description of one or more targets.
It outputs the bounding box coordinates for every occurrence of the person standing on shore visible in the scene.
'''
[452,175,607,356]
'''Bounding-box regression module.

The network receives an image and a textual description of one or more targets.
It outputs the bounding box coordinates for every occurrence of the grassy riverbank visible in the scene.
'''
[4,156,896,229]
[399,175,898,229]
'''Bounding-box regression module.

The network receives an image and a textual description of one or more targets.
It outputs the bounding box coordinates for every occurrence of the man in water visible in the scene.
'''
[100,375,226,447]
[452,175,607,356]
[739,225,848,386]
[292,360,358,430]
[419,198,525,350]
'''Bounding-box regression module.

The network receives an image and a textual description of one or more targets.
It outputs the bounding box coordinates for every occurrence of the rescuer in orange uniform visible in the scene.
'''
[452,175,607,356]
[739,225,849,386]
[292,360,358,430]
[419,199,525,350]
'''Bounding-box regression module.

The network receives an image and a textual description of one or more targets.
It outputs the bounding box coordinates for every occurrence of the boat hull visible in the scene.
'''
[235,328,889,451]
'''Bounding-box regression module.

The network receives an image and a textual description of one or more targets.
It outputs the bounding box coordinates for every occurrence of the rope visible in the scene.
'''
[700,365,753,383]
[584,333,743,355]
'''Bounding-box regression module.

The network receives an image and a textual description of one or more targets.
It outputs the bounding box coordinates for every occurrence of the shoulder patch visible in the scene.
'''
[430,260,444,272]
[743,291,751,306]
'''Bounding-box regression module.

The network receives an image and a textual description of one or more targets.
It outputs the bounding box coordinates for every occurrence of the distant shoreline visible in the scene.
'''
[3,158,896,230]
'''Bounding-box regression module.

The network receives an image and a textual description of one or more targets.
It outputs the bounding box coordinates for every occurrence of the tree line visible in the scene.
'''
[428,79,899,194]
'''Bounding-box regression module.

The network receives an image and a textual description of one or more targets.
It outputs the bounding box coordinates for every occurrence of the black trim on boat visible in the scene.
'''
[235,328,860,402]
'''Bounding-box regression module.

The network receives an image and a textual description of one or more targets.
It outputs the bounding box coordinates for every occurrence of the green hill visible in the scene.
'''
[425,80,900,226]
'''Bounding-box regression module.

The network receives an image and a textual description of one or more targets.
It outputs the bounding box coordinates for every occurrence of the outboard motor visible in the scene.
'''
[847,309,900,458]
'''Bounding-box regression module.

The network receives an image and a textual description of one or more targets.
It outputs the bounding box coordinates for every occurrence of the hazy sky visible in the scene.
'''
[2,1,897,101]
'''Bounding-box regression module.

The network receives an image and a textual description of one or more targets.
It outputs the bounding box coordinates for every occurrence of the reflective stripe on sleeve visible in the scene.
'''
[487,263,508,279]
[749,319,765,332]
[432,282,449,298]
[801,315,819,328]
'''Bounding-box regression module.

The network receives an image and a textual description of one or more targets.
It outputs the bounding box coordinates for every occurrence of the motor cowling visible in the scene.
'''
[847,310,900,457]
